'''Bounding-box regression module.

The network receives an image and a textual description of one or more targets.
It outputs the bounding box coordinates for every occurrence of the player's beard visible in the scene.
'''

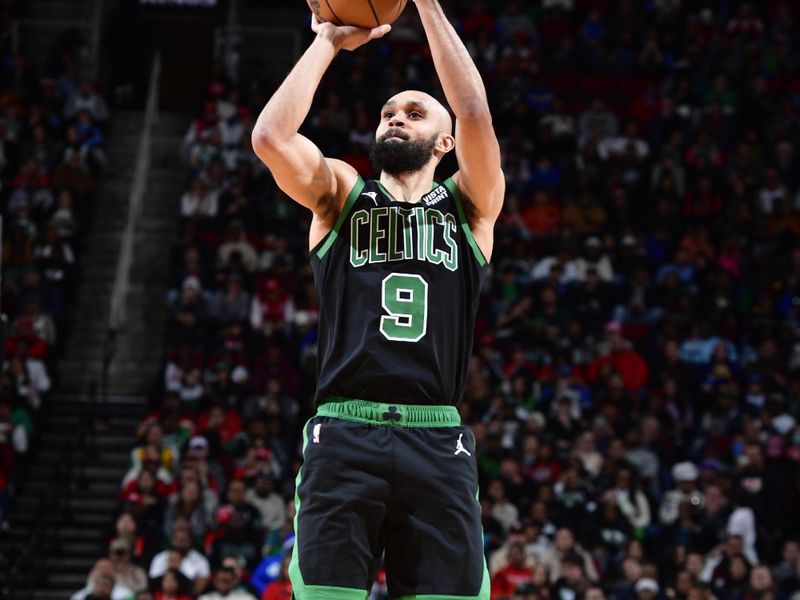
[370,132,438,176]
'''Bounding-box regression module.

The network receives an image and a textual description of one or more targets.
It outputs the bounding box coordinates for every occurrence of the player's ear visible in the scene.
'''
[435,133,455,157]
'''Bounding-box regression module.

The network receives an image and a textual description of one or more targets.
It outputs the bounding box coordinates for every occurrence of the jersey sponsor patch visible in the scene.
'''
[421,186,448,207]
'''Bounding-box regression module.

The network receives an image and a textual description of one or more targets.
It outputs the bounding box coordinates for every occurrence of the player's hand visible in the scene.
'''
[311,14,391,52]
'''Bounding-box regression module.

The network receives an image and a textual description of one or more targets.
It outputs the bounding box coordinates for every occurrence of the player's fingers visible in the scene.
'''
[311,14,321,31]
[369,24,392,39]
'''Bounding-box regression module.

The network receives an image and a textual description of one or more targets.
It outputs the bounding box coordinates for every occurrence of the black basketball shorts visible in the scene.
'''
[288,397,489,600]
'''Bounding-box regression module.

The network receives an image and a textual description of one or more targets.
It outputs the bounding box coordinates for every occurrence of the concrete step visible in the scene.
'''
[23,477,123,496]
[8,525,105,542]
[63,327,110,341]
[36,446,131,465]
[46,413,141,430]
[33,586,88,599]
[25,455,128,476]
[58,357,105,372]
[37,573,90,592]
[0,533,100,558]
[40,555,97,573]
[49,400,146,415]
[12,506,114,527]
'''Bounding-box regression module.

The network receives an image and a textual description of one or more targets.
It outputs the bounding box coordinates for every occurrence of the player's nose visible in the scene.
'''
[387,114,406,128]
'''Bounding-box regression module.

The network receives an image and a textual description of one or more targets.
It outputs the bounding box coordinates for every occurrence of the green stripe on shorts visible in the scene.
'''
[289,418,370,600]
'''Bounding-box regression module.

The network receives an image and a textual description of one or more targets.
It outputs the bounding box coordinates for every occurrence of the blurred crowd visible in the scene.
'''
[77,1,800,599]
[0,15,110,532]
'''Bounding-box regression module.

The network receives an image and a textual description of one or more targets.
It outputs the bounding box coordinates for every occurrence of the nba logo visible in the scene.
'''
[312,423,322,444]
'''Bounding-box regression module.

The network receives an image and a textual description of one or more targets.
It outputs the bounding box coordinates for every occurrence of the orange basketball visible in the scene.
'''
[307,0,409,28]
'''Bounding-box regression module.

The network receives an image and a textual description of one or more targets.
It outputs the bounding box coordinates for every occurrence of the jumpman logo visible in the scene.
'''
[454,433,471,457]
[362,191,378,205]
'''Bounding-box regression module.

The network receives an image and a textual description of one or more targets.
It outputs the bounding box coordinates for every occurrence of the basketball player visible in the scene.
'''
[251,1,504,598]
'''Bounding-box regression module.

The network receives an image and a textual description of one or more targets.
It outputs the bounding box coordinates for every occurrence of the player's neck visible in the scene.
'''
[379,167,436,204]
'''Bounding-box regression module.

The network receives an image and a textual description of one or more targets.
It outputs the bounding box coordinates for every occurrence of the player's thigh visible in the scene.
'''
[384,426,489,599]
[291,418,391,599]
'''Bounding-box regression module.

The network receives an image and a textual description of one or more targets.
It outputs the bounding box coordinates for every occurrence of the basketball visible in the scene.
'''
[307,0,408,28]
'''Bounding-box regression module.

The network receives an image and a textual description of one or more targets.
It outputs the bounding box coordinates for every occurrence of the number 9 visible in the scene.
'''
[380,273,429,343]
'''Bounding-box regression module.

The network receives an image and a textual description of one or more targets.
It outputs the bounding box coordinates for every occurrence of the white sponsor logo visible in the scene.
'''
[312,423,322,444]
[362,192,378,205]
[422,186,448,206]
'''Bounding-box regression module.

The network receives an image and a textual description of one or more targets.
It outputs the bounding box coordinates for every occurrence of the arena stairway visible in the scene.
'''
[58,110,186,396]
[0,394,147,599]
[0,110,186,596]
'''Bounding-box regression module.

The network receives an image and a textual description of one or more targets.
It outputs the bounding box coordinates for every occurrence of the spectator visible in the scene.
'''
[244,471,286,535]
[108,537,148,593]
[163,479,211,541]
[209,507,263,572]
[491,541,533,600]
[260,553,291,600]
[541,528,598,583]
[72,559,134,600]
[153,567,194,600]
[609,466,651,532]
[773,539,800,593]
[551,552,591,600]
[64,80,109,123]
[149,526,211,595]
[182,175,219,220]
[216,221,257,272]
[660,462,703,526]
[199,558,257,600]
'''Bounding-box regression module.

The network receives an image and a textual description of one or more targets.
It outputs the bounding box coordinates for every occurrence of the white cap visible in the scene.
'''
[188,435,208,449]
[182,276,201,291]
[773,414,796,435]
[635,578,659,594]
[672,461,698,482]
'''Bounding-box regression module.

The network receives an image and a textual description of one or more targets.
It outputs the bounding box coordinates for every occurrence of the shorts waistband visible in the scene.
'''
[317,397,461,428]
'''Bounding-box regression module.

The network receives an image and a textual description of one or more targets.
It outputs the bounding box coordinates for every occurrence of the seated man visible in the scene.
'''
[199,557,257,600]
[149,525,210,595]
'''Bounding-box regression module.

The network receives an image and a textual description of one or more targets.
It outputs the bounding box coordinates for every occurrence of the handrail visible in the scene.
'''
[108,53,161,332]
[89,0,105,80]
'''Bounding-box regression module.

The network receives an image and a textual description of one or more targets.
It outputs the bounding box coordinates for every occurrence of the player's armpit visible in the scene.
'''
[451,169,501,264]
[251,131,358,224]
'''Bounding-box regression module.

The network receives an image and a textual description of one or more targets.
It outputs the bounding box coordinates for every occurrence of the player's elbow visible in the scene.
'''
[251,126,286,160]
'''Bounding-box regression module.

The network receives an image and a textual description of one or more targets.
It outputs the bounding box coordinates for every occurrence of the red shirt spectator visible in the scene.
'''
[491,542,533,599]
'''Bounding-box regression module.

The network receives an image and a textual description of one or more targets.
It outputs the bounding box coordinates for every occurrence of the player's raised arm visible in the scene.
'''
[413,0,504,257]
[251,17,390,227]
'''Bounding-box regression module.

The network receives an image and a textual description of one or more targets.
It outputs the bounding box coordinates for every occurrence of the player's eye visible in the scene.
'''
[410,111,422,118]
[383,112,394,119]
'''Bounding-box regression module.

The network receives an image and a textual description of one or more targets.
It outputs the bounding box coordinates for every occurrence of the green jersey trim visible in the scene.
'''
[315,176,366,260]
[443,177,488,267]
[375,180,440,201]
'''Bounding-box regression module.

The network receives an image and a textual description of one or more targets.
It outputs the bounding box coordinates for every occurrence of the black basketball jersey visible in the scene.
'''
[310,176,489,406]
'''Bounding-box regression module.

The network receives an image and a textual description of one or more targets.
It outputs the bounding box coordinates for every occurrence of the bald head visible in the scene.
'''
[382,90,453,136]
[373,90,456,176]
